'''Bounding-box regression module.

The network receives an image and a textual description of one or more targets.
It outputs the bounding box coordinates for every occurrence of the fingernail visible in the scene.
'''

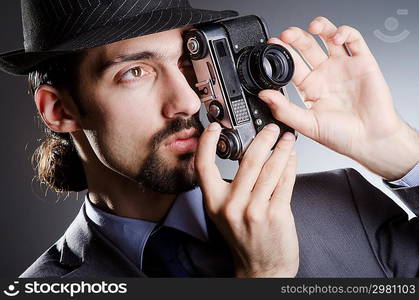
[282,132,295,141]
[265,123,279,132]
[310,21,323,33]
[290,150,297,156]
[208,122,221,131]
[310,20,320,27]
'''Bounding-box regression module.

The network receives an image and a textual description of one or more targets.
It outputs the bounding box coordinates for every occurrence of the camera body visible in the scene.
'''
[185,15,296,160]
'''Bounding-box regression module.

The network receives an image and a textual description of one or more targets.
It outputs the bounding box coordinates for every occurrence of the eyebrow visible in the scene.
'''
[97,51,165,75]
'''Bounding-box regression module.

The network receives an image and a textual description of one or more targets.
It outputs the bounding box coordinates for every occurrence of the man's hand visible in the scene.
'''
[195,122,299,278]
[258,16,419,180]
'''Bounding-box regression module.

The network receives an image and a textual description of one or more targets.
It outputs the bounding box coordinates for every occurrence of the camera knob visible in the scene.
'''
[184,30,208,60]
[209,101,224,120]
[187,37,200,55]
[217,129,242,160]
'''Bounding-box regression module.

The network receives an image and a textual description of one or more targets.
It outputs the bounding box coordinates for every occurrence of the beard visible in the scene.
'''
[135,113,204,194]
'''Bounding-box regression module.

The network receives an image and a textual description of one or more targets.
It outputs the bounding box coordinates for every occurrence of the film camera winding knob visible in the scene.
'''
[216,129,242,160]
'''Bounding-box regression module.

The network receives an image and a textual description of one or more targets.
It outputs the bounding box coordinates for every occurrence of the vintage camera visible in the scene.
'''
[185,15,296,160]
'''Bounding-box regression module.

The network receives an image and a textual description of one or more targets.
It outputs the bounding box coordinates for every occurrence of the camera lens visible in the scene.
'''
[263,52,288,82]
[238,44,294,94]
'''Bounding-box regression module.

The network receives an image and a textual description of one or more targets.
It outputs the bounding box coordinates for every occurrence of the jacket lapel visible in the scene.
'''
[59,204,147,278]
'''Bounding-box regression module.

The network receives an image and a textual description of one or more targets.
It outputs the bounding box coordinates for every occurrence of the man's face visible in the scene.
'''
[75,27,204,194]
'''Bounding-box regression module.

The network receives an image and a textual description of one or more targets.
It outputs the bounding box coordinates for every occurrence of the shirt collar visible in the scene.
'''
[84,187,208,271]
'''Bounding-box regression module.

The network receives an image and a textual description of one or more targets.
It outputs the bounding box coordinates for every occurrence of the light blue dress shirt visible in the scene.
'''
[389,163,419,187]
[84,164,419,273]
[84,187,209,271]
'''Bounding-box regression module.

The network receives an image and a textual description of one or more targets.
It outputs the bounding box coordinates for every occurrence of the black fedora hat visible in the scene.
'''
[0,0,238,75]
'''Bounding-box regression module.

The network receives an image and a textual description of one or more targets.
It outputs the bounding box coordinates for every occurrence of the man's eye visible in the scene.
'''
[119,67,147,82]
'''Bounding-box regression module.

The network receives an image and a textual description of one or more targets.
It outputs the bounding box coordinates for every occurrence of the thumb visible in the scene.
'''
[259,89,318,139]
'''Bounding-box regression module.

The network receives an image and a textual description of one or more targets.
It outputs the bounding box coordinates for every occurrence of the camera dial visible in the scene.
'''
[185,30,208,60]
[187,37,200,55]
[216,129,242,160]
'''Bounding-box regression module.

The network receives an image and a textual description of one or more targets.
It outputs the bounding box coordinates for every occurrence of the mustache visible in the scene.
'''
[150,113,204,150]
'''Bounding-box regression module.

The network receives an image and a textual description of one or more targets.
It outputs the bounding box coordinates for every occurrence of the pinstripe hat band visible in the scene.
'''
[0,0,238,75]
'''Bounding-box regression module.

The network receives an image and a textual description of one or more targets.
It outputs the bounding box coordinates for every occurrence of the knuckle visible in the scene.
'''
[290,151,298,161]
[299,39,315,51]
[244,205,264,224]
[261,162,280,180]
[221,203,241,225]
[240,154,258,170]
[255,179,272,192]
[260,129,279,143]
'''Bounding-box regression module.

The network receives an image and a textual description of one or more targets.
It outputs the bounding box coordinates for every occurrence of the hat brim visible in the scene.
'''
[0,8,238,75]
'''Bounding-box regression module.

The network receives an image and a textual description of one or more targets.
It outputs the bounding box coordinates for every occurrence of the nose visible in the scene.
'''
[160,65,202,119]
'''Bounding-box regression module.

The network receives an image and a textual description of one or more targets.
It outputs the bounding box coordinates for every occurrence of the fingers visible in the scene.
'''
[251,132,296,203]
[231,124,281,197]
[269,150,297,211]
[280,26,328,69]
[308,16,348,57]
[195,122,227,209]
[279,16,369,63]
[258,89,318,139]
[267,37,311,87]
[331,25,372,57]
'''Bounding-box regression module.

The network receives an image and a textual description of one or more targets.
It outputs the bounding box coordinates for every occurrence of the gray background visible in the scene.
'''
[0,0,418,277]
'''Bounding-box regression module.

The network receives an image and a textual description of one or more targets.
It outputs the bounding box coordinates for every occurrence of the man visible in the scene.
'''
[0,0,418,277]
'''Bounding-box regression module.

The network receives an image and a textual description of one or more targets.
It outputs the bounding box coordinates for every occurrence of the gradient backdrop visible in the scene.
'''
[0,0,418,276]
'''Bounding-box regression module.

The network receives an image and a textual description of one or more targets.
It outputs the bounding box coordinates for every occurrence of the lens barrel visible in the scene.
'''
[238,44,294,94]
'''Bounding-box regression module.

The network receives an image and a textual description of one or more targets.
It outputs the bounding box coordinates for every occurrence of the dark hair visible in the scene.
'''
[29,53,88,192]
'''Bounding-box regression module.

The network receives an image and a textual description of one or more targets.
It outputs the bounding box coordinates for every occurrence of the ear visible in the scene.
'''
[35,85,82,133]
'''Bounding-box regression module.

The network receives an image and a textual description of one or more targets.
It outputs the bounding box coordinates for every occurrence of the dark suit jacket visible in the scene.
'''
[20,168,419,278]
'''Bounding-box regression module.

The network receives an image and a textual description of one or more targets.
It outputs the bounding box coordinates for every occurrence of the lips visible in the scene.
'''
[164,128,200,153]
